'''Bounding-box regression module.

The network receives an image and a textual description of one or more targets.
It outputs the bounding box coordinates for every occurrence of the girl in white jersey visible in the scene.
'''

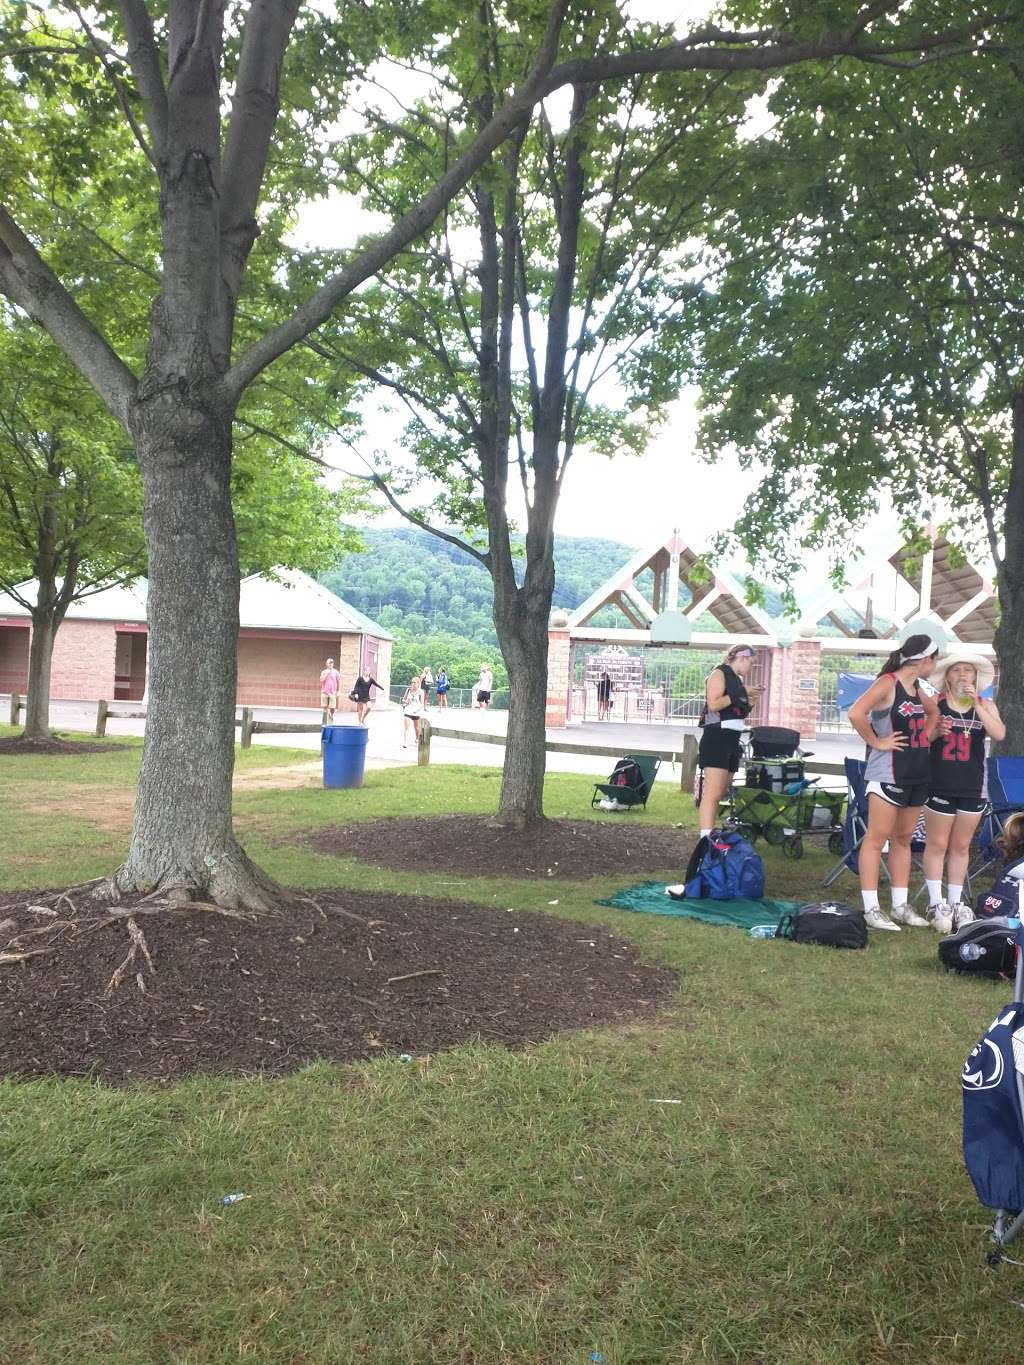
[848,634,946,931]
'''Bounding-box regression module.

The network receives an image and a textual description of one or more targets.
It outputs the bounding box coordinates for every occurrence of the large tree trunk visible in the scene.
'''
[494,612,550,827]
[114,397,280,910]
[23,607,56,741]
[994,393,1024,754]
[492,532,555,826]
[21,497,65,742]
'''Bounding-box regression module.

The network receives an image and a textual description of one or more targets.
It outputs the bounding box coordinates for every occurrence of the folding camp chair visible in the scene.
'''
[970,756,1024,888]
[822,757,870,888]
[592,754,661,812]
[821,757,926,888]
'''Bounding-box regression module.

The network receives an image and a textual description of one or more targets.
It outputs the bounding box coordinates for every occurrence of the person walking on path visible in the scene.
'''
[596,670,613,721]
[420,666,434,709]
[319,657,342,725]
[848,634,947,932]
[435,667,450,709]
[475,664,493,710]
[350,671,382,725]
[922,653,1004,932]
[402,674,424,748]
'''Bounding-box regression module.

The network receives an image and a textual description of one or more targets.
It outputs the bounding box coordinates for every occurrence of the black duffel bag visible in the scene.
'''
[939,917,1017,977]
[777,902,868,949]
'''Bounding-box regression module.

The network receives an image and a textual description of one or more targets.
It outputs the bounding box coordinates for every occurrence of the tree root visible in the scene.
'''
[105,916,154,997]
[0,890,268,996]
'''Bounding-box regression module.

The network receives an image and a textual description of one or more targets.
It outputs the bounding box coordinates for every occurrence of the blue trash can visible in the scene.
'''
[322,724,369,789]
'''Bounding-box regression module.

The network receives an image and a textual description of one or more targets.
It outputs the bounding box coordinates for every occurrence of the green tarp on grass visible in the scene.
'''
[597,881,801,930]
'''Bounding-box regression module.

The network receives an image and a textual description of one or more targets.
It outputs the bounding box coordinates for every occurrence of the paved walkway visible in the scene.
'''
[34,699,861,784]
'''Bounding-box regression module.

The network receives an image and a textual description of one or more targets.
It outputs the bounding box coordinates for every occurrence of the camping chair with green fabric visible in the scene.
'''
[592,754,661,812]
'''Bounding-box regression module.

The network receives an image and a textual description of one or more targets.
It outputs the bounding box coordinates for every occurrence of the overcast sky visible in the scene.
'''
[287,0,757,550]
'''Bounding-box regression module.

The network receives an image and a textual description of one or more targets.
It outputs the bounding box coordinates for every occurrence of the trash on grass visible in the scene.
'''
[398,1054,413,1063]
[221,1192,249,1205]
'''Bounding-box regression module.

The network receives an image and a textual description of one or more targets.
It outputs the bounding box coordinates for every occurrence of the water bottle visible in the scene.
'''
[960,943,985,962]
[222,1192,248,1205]
[749,924,777,940]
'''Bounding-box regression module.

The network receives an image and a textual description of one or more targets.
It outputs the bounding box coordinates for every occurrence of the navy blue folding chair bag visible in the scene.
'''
[963,922,1024,1255]
[963,996,1024,1214]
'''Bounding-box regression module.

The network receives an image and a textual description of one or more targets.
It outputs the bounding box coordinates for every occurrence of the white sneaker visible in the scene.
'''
[952,902,976,930]
[891,904,930,927]
[864,907,902,931]
[927,902,953,934]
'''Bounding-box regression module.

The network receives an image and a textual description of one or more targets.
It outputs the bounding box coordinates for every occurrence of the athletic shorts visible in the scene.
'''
[866,780,928,809]
[477,690,491,703]
[698,726,742,773]
[925,793,987,816]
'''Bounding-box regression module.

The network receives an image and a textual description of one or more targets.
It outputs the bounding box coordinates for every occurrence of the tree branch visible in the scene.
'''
[0,206,136,427]
[220,0,302,306]
[115,0,169,159]
[222,0,571,400]
[222,4,1008,402]
[63,0,158,168]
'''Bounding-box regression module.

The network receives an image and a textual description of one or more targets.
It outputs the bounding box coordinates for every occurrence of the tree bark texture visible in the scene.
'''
[115,396,278,908]
[493,590,552,827]
[23,610,55,740]
[994,392,1024,756]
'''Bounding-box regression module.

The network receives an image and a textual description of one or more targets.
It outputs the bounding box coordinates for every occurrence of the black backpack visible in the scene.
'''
[777,902,868,949]
[939,917,1017,977]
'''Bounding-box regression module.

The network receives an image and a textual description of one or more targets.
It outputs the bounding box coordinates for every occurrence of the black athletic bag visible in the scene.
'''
[939,917,1018,977]
[777,902,868,949]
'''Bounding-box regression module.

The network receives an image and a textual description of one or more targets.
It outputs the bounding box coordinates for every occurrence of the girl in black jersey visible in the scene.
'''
[922,654,1004,932]
[696,645,762,839]
[848,634,945,931]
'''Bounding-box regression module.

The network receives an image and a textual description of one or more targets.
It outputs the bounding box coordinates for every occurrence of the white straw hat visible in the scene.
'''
[932,653,995,696]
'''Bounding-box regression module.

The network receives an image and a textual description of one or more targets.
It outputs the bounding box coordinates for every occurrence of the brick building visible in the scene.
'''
[0,568,392,712]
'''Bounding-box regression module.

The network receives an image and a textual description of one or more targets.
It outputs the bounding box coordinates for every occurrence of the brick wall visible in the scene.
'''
[50,620,116,700]
[546,628,571,727]
[237,633,343,708]
[0,625,29,694]
[767,640,821,740]
[336,632,363,715]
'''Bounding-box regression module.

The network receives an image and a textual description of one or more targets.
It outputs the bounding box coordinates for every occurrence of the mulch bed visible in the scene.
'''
[0,736,123,755]
[0,888,678,1085]
[302,815,693,879]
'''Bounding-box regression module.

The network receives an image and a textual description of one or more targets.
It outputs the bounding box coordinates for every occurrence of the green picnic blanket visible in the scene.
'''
[597,881,801,930]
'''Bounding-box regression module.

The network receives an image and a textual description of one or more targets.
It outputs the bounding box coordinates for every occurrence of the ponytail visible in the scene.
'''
[876,633,938,678]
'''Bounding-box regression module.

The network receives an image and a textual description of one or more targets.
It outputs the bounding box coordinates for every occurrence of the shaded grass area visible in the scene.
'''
[1,741,1020,1362]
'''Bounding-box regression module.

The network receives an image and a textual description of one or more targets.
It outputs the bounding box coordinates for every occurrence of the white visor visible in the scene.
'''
[901,641,937,661]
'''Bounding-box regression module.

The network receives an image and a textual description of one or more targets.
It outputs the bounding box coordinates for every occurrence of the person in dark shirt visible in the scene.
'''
[596,671,613,721]
[848,634,945,932]
[350,672,381,725]
[922,654,1004,932]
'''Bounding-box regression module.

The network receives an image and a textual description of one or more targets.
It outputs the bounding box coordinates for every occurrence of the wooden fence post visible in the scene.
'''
[679,732,698,794]
[95,699,108,737]
[9,692,20,726]
[240,707,253,749]
[417,717,431,766]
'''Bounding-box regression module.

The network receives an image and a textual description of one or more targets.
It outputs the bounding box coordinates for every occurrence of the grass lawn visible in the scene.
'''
[0,730,1020,1363]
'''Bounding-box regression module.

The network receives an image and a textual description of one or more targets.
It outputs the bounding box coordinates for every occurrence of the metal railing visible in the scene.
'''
[388,684,508,711]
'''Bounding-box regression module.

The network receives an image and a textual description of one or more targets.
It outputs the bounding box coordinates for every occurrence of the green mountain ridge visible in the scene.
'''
[320,528,852,689]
